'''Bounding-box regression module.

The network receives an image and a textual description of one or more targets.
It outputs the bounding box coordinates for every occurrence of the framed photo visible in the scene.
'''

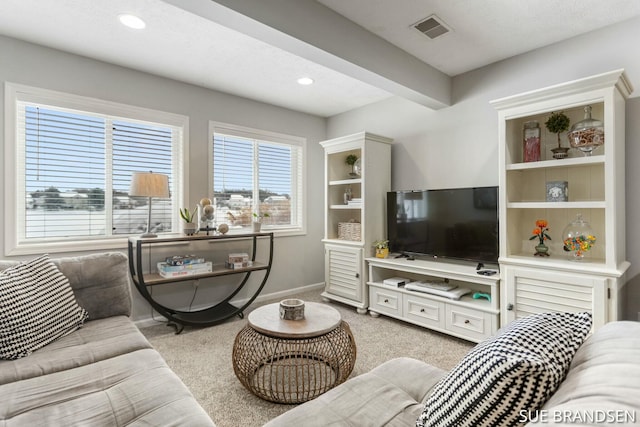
[546,181,568,202]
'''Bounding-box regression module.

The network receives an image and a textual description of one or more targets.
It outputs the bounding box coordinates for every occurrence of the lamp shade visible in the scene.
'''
[129,172,170,198]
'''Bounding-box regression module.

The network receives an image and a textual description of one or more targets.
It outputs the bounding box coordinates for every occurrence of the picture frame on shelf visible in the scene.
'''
[546,181,568,202]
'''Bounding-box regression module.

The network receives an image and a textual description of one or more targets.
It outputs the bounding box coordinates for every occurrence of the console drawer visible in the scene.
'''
[404,295,445,329]
[445,305,493,342]
[369,287,401,317]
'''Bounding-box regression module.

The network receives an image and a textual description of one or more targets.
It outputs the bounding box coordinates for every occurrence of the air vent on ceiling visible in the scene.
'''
[413,15,451,40]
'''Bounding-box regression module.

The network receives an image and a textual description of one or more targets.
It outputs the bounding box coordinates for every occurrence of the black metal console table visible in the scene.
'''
[128,232,273,333]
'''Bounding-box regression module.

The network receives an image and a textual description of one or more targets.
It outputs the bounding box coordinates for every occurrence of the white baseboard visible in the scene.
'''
[134,282,324,329]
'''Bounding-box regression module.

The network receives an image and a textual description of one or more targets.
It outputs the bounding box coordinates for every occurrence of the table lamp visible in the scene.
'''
[129,171,170,238]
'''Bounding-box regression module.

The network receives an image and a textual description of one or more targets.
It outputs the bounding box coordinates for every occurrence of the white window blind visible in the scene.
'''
[21,105,176,240]
[111,120,174,235]
[211,123,304,233]
[6,84,186,255]
[24,106,106,238]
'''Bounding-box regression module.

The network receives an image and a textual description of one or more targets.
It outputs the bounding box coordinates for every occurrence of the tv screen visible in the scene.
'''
[387,187,499,264]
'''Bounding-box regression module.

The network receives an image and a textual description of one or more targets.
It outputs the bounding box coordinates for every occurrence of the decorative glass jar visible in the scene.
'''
[568,105,604,156]
[523,121,541,162]
[353,158,362,176]
[562,214,596,261]
[198,198,216,234]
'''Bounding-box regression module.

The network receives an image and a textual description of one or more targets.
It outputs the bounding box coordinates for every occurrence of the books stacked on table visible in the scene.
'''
[157,255,212,278]
[225,253,253,269]
[347,197,362,207]
[164,255,205,266]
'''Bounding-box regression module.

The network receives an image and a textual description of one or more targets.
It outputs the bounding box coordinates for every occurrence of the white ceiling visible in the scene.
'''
[317,0,640,76]
[1,0,640,117]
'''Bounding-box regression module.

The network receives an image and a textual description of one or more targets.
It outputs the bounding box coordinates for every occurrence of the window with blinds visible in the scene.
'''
[6,83,186,254]
[111,120,174,235]
[212,123,304,233]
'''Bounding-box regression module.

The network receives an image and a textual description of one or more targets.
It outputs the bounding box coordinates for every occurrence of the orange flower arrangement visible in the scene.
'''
[529,219,552,245]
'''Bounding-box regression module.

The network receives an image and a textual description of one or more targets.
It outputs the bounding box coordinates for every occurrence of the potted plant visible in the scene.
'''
[529,219,551,256]
[252,212,270,232]
[345,154,359,178]
[179,207,198,235]
[373,239,389,258]
[545,111,571,159]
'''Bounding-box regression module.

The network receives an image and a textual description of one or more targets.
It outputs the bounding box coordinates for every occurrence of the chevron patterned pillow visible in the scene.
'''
[0,254,89,359]
[417,311,592,427]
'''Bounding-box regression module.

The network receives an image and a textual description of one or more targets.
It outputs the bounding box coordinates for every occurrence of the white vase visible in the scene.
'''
[252,222,262,232]
[183,222,197,236]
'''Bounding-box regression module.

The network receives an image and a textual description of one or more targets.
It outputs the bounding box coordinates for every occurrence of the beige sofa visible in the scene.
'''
[0,252,215,426]
[266,319,640,426]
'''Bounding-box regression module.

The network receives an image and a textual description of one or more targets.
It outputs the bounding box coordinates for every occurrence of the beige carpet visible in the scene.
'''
[140,290,474,427]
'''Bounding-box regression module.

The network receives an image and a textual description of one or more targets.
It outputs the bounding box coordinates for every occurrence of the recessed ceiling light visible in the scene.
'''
[118,14,146,30]
[297,77,314,85]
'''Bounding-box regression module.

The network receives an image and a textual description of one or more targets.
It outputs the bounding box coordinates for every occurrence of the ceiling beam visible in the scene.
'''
[164,0,451,110]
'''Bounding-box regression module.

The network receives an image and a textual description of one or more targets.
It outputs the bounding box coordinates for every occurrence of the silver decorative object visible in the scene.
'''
[279,299,305,321]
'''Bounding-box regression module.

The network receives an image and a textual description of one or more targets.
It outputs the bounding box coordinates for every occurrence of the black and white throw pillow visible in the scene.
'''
[416,311,592,427]
[0,254,89,359]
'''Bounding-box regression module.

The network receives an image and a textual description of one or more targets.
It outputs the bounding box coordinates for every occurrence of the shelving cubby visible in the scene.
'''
[320,132,392,313]
[492,69,632,327]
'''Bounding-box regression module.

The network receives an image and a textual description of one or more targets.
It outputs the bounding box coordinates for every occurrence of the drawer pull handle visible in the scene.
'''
[464,319,470,324]
[507,303,514,311]
[384,299,389,303]
[355,273,360,278]
[420,308,425,313]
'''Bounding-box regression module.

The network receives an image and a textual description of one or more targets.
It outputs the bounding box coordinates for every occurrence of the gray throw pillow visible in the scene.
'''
[417,311,592,427]
[0,254,89,359]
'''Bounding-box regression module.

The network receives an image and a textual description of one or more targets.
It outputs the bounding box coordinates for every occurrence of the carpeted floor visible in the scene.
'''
[140,290,474,427]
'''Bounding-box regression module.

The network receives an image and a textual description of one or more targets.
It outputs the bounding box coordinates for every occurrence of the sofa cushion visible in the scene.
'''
[0,348,215,426]
[417,312,592,427]
[0,316,152,385]
[264,357,447,427]
[53,252,133,319]
[0,252,132,320]
[0,255,89,360]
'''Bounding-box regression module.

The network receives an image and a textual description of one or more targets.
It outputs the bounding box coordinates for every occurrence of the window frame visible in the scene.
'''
[209,121,306,237]
[4,82,189,256]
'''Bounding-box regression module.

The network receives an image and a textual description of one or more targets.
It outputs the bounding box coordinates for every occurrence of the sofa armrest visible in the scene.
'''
[531,321,640,425]
[265,357,446,427]
[53,252,132,319]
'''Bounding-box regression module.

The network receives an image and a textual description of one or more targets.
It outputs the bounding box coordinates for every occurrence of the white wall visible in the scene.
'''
[0,35,327,321]
[4,15,640,322]
[327,16,640,320]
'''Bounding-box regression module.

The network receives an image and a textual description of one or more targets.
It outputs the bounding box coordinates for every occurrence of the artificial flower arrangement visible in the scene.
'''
[529,219,552,256]
[373,239,389,258]
[373,239,389,250]
[530,220,552,244]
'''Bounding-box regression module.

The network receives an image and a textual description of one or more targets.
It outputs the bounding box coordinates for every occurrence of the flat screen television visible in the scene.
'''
[387,186,499,264]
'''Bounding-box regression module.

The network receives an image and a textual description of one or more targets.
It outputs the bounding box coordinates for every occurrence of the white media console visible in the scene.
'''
[366,256,500,343]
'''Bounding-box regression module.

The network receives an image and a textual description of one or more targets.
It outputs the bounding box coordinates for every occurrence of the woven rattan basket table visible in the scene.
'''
[232,302,356,404]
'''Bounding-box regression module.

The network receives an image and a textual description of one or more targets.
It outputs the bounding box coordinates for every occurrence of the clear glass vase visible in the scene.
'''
[562,214,596,261]
[568,105,604,156]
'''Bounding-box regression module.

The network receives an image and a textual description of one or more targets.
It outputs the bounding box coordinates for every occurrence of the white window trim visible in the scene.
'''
[4,82,190,256]
[209,121,307,237]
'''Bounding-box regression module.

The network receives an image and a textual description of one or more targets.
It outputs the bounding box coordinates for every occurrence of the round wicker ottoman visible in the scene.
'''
[232,302,356,404]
